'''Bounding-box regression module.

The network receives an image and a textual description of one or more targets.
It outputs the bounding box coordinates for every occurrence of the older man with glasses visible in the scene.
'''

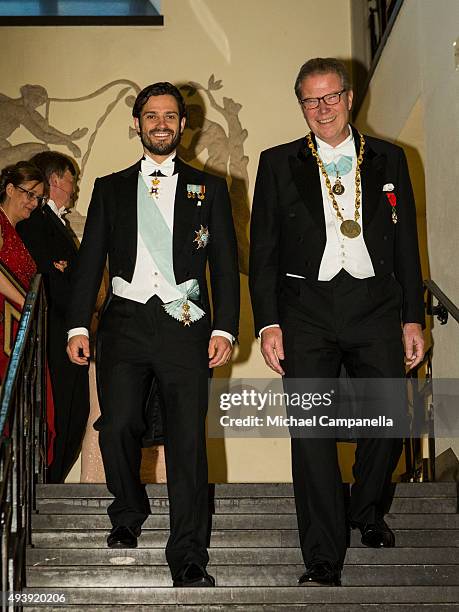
[249,57,425,586]
[18,151,90,484]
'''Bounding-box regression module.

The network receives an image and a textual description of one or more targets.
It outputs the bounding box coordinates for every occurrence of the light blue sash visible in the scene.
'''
[137,175,204,324]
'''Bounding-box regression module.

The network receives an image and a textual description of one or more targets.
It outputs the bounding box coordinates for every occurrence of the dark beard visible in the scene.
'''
[140,128,182,156]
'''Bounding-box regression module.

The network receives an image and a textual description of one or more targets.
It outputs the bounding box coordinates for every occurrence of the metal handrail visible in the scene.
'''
[0,275,47,609]
[352,0,405,119]
[424,279,459,326]
[404,280,458,482]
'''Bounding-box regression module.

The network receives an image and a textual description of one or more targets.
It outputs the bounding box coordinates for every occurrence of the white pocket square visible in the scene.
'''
[383,183,394,192]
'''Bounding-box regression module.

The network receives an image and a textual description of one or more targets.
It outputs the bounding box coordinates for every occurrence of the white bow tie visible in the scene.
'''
[141,156,176,177]
[317,140,355,164]
[47,200,67,219]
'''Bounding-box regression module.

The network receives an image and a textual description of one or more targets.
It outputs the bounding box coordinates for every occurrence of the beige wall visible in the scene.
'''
[2,0,351,215]
[356,0,459,459]
[1,0,352,481]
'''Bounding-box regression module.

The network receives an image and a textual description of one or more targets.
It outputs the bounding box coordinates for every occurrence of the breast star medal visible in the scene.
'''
[194,225,209,249]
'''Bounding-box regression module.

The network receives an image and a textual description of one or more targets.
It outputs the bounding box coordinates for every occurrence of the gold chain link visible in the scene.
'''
[306,132,365,225]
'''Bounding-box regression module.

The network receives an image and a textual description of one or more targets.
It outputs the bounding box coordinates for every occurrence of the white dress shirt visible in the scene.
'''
[316,127,374,281]
[47,199,67,224]
[260,126,375,336]
[112,170,183,304]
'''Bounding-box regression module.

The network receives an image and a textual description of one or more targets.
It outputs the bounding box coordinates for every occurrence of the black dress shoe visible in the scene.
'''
[359,519,395,548]
[173,563,215,588]
[298,561,341,586]
[107,526,139,548]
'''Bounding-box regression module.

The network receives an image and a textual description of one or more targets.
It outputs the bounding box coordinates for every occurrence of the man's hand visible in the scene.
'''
[403,323,424,370]
[208,336,233,368]
[67,334,90,365]
[260,327,285,375]
[53,260,68,273]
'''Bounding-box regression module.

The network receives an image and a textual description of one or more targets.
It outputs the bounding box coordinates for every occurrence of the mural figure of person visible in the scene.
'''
[0,85,87,168]
[178,104,230,176]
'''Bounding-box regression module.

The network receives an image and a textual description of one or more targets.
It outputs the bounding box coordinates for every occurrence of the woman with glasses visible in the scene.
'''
[0,161,55,464]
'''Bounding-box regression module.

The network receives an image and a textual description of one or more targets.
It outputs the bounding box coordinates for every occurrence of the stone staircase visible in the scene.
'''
[26,483,458,610]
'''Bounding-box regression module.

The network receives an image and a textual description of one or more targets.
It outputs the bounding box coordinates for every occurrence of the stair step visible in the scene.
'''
[23,605,459,612]
[18,585,459,605]
[35,482,458,499]
[29,483,458,605]
[35,497,458,515]
[26,564,459,587]
[31,512,459,531]
[26,547,459,567]
[31,529,459,548]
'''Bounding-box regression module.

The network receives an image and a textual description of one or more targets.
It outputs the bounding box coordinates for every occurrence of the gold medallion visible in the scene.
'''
[332,178,345,195]
[340,219,361,238]
[306,132,365,241]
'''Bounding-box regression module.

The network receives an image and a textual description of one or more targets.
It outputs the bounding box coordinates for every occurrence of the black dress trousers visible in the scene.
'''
[280,270,405,569]
[46,314,90,484]
[96,294,211,578]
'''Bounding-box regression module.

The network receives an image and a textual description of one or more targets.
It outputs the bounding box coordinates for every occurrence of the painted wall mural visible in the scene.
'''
[179,75,250,274]
[0,84,89,167]
[1,76,250,274]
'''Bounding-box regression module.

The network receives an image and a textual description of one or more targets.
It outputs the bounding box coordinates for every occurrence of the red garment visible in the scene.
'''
[0,209,55,465]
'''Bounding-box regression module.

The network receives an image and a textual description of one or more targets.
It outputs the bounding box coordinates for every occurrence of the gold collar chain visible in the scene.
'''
[306,132,365,238]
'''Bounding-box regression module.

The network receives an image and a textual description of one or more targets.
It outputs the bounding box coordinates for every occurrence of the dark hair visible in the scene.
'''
[30,151,76,182]
[0,161,45,204]
[294,58,351,100]
[132,82,186,121]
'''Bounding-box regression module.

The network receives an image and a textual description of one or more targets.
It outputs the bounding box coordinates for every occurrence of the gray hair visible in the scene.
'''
[294,58,351,100]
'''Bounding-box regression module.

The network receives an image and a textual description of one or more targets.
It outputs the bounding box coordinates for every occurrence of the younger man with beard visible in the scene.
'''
[66,83,239,587]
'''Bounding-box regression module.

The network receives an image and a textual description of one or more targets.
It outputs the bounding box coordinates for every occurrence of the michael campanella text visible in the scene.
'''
[220,415,394,428]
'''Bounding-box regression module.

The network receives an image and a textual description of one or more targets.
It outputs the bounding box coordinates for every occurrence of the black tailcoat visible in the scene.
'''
[66,157,239,577]
[67,159,239,335]
[18,204,90,483]
[249,126,424,334]
[249,127,424,570]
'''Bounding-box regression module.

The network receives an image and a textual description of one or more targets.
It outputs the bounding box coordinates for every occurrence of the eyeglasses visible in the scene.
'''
[54,183,74,197]
[15,185,48,206]
[300,89,347,110]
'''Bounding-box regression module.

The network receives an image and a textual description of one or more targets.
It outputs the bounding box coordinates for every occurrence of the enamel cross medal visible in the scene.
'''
[150,177,160,199]
[181,302,191,326]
